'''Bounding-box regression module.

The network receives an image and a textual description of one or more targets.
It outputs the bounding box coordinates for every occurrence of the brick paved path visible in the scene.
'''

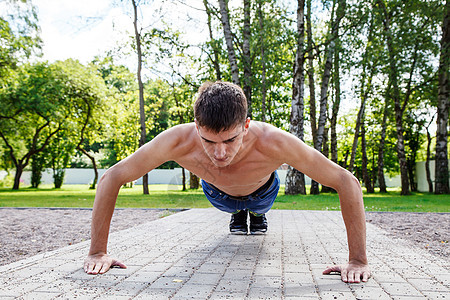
[0,209,448,299]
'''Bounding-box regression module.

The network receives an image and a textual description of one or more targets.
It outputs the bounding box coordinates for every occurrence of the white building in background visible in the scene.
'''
[11,160,448,191]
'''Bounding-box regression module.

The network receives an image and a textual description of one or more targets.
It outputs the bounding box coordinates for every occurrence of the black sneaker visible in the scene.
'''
[230,209,248,234]
[249,213,267,234]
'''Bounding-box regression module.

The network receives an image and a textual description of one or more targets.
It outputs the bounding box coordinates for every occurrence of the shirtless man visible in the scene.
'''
[84,81,371,283]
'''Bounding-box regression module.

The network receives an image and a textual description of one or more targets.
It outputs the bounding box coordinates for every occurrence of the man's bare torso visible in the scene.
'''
[169,121,283,197]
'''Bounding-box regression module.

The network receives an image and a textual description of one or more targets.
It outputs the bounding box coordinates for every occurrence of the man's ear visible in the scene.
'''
[194,119,201,136]
[244,117,251,129]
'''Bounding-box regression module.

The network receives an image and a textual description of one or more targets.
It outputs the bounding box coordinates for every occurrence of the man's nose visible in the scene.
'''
[214,143,226,158]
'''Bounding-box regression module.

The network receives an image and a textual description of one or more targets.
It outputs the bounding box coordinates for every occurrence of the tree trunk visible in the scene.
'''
[190,172,199,189]
[377,94,389,193]
[243,0,252,117]
[306,0,317,147]
[330,29,340,165]
[435,0,450,194]
[203,0,222,81]
[132,0,149,194]
[285,0,306,195]
[321,127,335,193]
[257,0,267,122]
[407,157,417,192]
[377,0,409,195]
[78,147,99,189]
[349,14,374,173]
[310,0,344,195]
[218,0,240,86]
[361,122,373,193]
[13,164,23,190]
[425,117,435,193]
[181,167,186,191]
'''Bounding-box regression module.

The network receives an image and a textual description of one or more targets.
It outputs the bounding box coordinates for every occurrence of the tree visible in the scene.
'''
[435,0,449,194]
[57,59,109,189]
[203,0,222,81]
[47,132,76,189]
[0,63,65,189]
[218,0,240,86]
[285,0,306,195]
[256,0,267,121]
[131,0,149,194]
[242,0,252,116]
[425,115,436,193]
[0,0,41,79]
[306,0,318,147]
[310,0,346,195]
[30,151,47,188]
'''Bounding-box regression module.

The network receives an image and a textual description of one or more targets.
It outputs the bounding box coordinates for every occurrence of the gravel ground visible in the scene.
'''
[365,211,449,259]
[0,208,172,266]
[0,208,448,266]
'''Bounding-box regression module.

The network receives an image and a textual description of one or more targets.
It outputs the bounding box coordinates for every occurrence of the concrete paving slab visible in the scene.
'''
[0,208,448,299]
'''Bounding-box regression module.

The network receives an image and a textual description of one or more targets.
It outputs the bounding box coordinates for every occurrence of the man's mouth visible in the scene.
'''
[214,157,228,162]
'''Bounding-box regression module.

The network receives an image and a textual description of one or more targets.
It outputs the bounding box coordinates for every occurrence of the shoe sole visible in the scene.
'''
[230,230,248,235]
[250,229,267,235]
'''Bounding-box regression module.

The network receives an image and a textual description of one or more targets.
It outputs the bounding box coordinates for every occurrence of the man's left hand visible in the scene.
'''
[323,262,371,283]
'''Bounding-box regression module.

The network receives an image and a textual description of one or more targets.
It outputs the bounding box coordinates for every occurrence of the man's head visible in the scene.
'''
[194,81,248,133]
[194,81,250,167]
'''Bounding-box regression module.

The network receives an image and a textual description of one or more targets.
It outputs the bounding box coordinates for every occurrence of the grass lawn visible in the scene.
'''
[0,184,448,212]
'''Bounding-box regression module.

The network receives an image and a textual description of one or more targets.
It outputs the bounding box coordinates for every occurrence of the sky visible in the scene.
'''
[34,0,131,63]
[32,0,213,70]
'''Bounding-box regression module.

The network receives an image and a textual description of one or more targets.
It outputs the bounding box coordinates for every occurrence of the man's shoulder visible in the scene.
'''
[168,122,196,134]
[249,121,292,155]
[163,123,197,146]
[250,121,287,142]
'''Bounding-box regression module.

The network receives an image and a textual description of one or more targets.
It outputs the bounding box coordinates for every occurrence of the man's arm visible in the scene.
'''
[83,125,189,274]
[269,127,370,283]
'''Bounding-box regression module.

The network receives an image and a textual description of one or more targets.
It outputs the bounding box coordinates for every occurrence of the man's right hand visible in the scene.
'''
[83,253,126,275]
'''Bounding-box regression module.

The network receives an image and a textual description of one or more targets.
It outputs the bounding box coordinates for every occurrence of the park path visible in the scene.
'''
[0,208,448,299]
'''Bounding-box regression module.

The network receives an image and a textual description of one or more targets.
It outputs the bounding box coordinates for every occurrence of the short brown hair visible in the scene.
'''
[194,81,248,133]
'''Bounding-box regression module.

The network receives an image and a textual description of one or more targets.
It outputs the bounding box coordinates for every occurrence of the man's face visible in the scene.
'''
[196,119,250,168]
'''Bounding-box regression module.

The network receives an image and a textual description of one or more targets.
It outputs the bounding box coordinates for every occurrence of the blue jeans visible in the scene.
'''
[201,171,280,215]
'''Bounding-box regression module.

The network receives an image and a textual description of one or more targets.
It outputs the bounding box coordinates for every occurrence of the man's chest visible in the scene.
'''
[178,151,280,194]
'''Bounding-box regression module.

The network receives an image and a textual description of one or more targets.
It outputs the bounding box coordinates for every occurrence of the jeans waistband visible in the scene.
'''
[209,172,276,201]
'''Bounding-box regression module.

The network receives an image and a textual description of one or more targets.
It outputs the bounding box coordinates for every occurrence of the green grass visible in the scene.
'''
[0,184,448,212]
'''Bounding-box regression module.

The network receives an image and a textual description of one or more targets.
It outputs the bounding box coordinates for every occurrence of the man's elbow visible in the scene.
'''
[334,169,362,195]
[99,165,128,188]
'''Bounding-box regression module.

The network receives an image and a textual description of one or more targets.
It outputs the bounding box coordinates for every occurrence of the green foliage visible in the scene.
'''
[0,0,42,78]
[31,152,47,188]
[0,59,110,188]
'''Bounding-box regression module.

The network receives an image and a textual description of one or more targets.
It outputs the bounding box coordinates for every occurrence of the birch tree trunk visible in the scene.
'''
[348,14,374,173]
[306,0,317,147]
[257,0,267,122]
[243,0,252,117]
[203,0,222,81]
[132,0,148,194]
[376,0,409,195]
[310,0,344,195]
[377,94,389,193]
[285,0,306,195]
[426,121,434,193]
[321,127,335,193]
[330,32,340,165]
[361,122,373,193]
[218,0,240,86]
[435,0,449,194]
